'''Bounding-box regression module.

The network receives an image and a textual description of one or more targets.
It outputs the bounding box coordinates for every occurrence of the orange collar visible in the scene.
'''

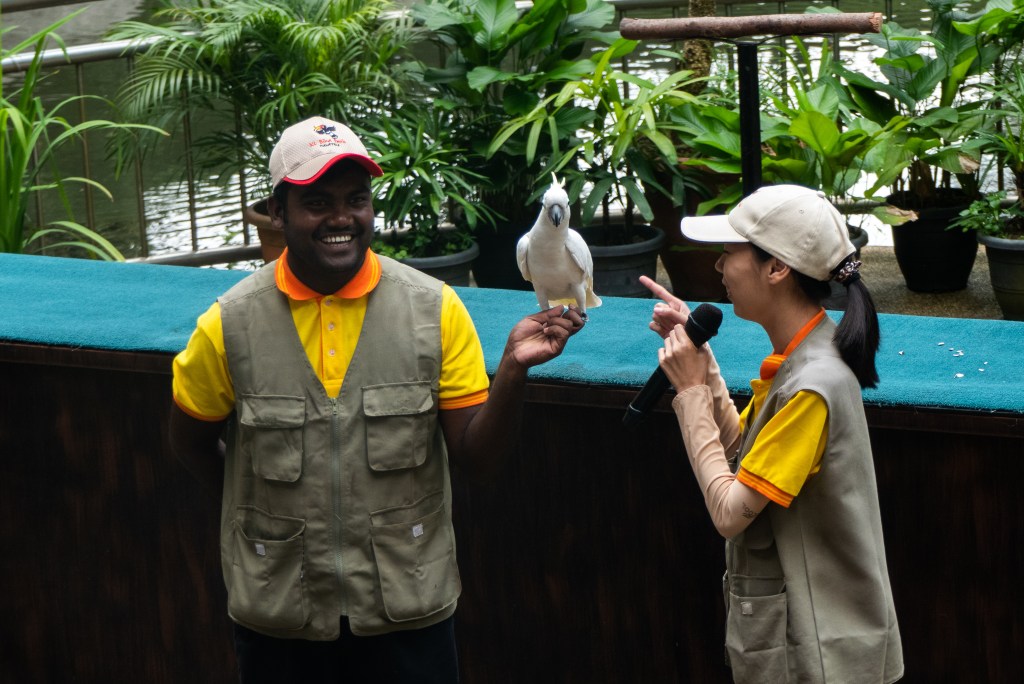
[273,248,382,300]
[759,308,826,381]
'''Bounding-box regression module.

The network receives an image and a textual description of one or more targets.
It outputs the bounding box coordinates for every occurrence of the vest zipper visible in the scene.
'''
[329,397,347,614]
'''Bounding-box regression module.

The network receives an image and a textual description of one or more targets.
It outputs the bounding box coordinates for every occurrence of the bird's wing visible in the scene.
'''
[565,228,594,277]
[516,232,532,281]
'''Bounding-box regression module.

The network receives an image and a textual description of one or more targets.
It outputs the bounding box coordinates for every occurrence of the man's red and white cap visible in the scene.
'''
[269,117,383,189]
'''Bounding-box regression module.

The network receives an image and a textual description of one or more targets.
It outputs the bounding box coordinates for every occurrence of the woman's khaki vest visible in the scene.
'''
[217,257,459,640]
[724,317,903,683]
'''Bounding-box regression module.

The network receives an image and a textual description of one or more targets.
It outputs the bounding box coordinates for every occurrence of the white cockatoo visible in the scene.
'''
[516,175,602,316]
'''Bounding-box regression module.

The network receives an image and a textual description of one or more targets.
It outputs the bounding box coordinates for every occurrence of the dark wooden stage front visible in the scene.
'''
[1,343,1021,683]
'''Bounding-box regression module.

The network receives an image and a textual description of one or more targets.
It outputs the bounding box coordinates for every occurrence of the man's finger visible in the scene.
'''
[548,314,583,337]
[538,304,585,329]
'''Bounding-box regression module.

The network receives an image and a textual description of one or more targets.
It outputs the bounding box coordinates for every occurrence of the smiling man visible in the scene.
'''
[169,117,586,683]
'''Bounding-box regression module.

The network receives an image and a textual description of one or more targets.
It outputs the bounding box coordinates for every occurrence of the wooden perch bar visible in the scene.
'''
[620,12,883,41]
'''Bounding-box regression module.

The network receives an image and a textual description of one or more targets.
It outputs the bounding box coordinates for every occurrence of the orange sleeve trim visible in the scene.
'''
[737,467,794,508]
[439,389,489,411]
[172,395,230,423]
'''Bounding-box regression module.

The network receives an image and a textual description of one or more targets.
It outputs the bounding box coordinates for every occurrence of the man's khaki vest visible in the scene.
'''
[217,257,460,640]
[724,317,903,683]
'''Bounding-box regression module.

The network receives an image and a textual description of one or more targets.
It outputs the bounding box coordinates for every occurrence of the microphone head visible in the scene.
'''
[685,303,723,347]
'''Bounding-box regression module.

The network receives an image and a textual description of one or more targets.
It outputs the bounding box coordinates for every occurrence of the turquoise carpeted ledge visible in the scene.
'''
[2,253,1022,414]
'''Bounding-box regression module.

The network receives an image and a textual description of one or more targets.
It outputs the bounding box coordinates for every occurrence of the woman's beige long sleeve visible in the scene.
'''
[671,353,754,538]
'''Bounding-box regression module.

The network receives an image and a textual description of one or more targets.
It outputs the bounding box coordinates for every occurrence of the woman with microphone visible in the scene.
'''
[642,185,903,683]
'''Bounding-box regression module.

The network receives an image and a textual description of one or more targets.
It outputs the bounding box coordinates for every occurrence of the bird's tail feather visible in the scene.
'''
[546,293,602,309]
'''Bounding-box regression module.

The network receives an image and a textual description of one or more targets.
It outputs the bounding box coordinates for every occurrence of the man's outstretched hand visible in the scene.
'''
[504,304,586,369]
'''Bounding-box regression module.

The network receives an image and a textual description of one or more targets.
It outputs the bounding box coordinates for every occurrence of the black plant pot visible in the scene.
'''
[472,224,531,291]
[888,192,978,293]
[978,233,1024,321]
[577,223,665,298]
[401,242,480,287]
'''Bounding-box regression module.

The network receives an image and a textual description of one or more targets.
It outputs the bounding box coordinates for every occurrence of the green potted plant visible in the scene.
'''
[754,36,913,309]
[764,36,909,247]
[950,63,1024,320]
[408,0,617,288]
[952,191,1024,319]
[838,0,1014,292]
[657,36,904,302]
[2,10,163,259]
[107,0,419,261]
[365,105,499,285]
[489,38,708,296]
[846,0,1003,206]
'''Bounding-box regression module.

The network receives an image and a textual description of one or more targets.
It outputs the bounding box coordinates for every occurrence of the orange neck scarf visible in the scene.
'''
[759,309,826,380]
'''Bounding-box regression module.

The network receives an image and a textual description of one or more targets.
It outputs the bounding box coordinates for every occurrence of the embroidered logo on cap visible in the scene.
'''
[310,123,345,149]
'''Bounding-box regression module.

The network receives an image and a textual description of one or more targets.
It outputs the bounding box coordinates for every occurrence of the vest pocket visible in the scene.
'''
[369,492,460,622]
[238,394,305,482]
[227,506,308,631]
[724,574,789,683]
[362,382,435,471]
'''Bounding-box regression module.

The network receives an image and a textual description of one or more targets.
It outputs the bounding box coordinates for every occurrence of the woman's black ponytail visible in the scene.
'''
[832,257,880,389]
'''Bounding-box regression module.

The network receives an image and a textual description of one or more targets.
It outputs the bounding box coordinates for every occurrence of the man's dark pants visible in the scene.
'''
[232,615,459,683]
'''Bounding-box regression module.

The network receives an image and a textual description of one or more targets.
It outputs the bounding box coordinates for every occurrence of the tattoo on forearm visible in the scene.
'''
[742,502,757,520]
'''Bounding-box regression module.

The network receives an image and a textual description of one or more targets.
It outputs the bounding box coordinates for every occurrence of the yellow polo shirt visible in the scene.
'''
[735,310,830,508]
[172,249,489,421]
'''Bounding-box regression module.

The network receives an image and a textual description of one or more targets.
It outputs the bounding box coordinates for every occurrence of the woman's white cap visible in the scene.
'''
[269,117,383,189]
[681,184,855,281]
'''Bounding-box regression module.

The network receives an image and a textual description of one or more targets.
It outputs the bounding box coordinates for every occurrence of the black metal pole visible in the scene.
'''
[737,42,761,197]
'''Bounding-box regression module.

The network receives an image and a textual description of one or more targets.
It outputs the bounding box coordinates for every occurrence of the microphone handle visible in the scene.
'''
[622,367,671,425]
[621,303,722,426]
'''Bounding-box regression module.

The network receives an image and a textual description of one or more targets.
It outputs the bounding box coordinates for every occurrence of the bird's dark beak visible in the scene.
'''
[549,205,564,227]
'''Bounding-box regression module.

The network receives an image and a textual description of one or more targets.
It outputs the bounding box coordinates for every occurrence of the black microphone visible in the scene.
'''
[622,303,723,426]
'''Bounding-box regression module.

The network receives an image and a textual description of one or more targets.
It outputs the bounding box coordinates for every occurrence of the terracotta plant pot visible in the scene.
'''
[644,169,729,302]
[243,198,285,263]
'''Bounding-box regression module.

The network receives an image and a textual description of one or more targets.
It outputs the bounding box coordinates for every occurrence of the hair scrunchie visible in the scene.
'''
[833,259,862,286]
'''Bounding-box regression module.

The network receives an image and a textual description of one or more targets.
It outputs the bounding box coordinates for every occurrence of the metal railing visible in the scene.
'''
[1,0,90,11]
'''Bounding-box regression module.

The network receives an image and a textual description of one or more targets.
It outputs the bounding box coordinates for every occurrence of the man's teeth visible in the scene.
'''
[321,234,353,244]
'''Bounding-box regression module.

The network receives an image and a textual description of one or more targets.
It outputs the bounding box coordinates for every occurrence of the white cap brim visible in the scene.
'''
[680,214,748,243]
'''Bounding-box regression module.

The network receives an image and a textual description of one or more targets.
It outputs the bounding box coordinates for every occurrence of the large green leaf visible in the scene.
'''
[790,111,840,157]
[474,0,519,51]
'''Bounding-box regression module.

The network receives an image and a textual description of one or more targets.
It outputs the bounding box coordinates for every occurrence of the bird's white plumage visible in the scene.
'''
[517,177,602,313]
